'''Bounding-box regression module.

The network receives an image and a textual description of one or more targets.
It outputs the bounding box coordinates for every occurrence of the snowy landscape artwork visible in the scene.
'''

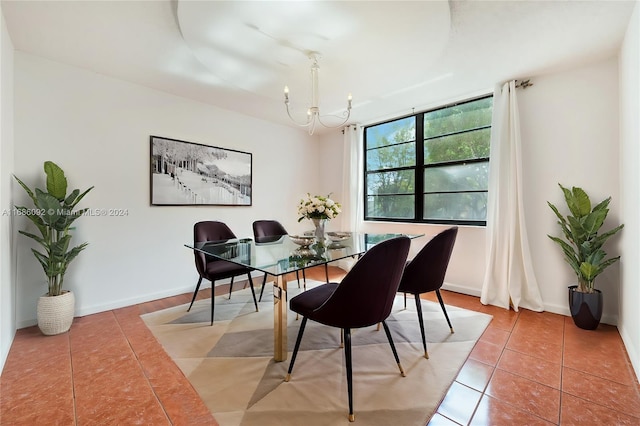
[150,136,252,206]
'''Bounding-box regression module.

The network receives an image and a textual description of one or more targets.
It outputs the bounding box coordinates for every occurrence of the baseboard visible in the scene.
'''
[441,282,618,325]
[441,282,482,297]
[17,272,268,329]
[619,326,640,381]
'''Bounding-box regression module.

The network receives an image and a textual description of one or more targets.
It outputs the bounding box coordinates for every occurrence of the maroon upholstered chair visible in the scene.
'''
[398,226,458,358]
[252,220,328,301]
[285,236,411,422]
[189,221,258,325]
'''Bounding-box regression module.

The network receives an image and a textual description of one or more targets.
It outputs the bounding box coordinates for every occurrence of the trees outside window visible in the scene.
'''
[364,95,492,225]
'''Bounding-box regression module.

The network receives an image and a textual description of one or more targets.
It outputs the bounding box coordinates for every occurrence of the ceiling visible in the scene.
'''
[1,0,636,135]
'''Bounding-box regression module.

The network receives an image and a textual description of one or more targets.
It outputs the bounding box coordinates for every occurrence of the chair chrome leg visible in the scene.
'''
[435,289,454,333]
[414,294,428,358]
[187,277,203,312]
[286,317,308,382]
[343,328,355,422]
[381,320,406,376]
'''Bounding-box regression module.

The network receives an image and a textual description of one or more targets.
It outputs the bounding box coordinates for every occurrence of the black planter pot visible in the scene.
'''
[568,285,603,330]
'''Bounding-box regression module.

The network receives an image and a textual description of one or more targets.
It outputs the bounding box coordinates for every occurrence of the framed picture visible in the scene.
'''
[150,136,252,206]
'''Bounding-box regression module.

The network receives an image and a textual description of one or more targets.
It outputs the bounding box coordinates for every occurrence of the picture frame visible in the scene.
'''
[150,136,252,206]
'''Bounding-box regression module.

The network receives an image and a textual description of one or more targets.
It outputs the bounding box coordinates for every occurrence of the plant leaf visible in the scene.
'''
[44,161,67,201]
[13,175,38,205]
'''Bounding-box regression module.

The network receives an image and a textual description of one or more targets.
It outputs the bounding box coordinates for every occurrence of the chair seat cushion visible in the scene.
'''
[290,283,339,317]
[205,260,250,280]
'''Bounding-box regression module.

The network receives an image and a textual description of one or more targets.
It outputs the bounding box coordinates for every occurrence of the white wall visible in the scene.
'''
[12,52,320,328]
[320,56,623,325]
[619,1,640,380]
[0,7,15,371]
[520,58,622,323]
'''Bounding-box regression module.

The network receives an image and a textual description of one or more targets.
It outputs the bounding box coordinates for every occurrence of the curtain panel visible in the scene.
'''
[481,81,544,312]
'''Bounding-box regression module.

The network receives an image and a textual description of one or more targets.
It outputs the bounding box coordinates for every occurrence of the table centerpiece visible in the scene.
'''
[297,193,342,242]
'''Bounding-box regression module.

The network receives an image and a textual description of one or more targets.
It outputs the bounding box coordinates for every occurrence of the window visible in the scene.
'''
[364,95,493,225]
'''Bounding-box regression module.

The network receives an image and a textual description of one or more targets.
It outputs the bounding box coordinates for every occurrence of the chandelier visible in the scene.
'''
[284,53,352,135]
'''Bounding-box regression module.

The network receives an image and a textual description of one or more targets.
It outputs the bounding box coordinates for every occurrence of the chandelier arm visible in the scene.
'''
[316,110,351,128]
[285,103,313,128]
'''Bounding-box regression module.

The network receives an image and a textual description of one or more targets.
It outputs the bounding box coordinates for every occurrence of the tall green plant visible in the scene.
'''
[547,184,623,293]
[14,161,93,296]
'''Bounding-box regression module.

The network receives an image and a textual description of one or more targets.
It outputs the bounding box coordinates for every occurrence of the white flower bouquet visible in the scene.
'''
[297,193,342,222]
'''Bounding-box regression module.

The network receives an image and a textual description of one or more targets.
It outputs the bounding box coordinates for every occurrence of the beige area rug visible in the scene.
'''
[141,281,492,426]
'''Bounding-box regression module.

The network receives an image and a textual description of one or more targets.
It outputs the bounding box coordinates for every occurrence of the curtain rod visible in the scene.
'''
[515,79,533,89]
[341,125,359,134]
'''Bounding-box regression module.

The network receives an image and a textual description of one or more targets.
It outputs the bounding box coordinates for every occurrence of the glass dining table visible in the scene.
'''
[186,232,423,361]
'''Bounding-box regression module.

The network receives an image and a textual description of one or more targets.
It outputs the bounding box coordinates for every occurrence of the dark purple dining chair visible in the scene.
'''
[189,221,258,325]
[285,236,411,422]
[252,220,328,301]
[398,226,458,358]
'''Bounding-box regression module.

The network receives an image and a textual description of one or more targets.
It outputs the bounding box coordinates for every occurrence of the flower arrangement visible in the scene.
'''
[297,193,342,222]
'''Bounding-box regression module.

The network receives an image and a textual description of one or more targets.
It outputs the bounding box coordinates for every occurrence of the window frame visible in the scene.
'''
[363,94,492,226]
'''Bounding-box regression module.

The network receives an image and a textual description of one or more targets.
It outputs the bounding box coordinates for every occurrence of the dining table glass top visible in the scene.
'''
[186,232,422,277]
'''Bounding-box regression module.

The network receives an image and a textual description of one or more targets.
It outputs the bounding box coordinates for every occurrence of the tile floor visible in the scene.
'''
[1,266,639,425]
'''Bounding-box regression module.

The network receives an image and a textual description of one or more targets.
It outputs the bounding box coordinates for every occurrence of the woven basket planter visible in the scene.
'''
[37,291,75,335]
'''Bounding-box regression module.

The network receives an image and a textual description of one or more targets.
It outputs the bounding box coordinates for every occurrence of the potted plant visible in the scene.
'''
[547,183,623,329]
[13,161,93,335]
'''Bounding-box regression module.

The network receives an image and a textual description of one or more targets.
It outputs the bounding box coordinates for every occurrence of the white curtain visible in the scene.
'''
[340,124,363,232]
[337,124,362,271]
[481,81,544,312]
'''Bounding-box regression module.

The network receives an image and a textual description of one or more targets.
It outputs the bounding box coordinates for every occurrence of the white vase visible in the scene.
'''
[311,218,327,243]
[37,290,75,335]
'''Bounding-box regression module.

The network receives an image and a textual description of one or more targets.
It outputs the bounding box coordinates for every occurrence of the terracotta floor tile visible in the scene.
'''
[470,395,555,426]
[517,309,565,329]
[151,383,217,425]
[469,340,503,366]
[74,364,169,425]
[1,399,76,426]
[436,381,482,425]
[487,313,518,332]
[563,321,635,386]
[2,276,638,425]
[560,393,640,425]
[511,313,564,345]
[497,348,562,389]
[506,331,563,364]
[561,367,640,418]
[0,352,74,426]
[455,358,495,392]
[479,324,510,347]
[5,326,70,364]
[486,369,560,423]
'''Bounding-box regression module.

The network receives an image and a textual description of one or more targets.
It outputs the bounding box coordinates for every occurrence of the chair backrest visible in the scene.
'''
[252,220,288,239]
[311,236,411,329]
[193,221,237,276]
[398,226,458,295]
